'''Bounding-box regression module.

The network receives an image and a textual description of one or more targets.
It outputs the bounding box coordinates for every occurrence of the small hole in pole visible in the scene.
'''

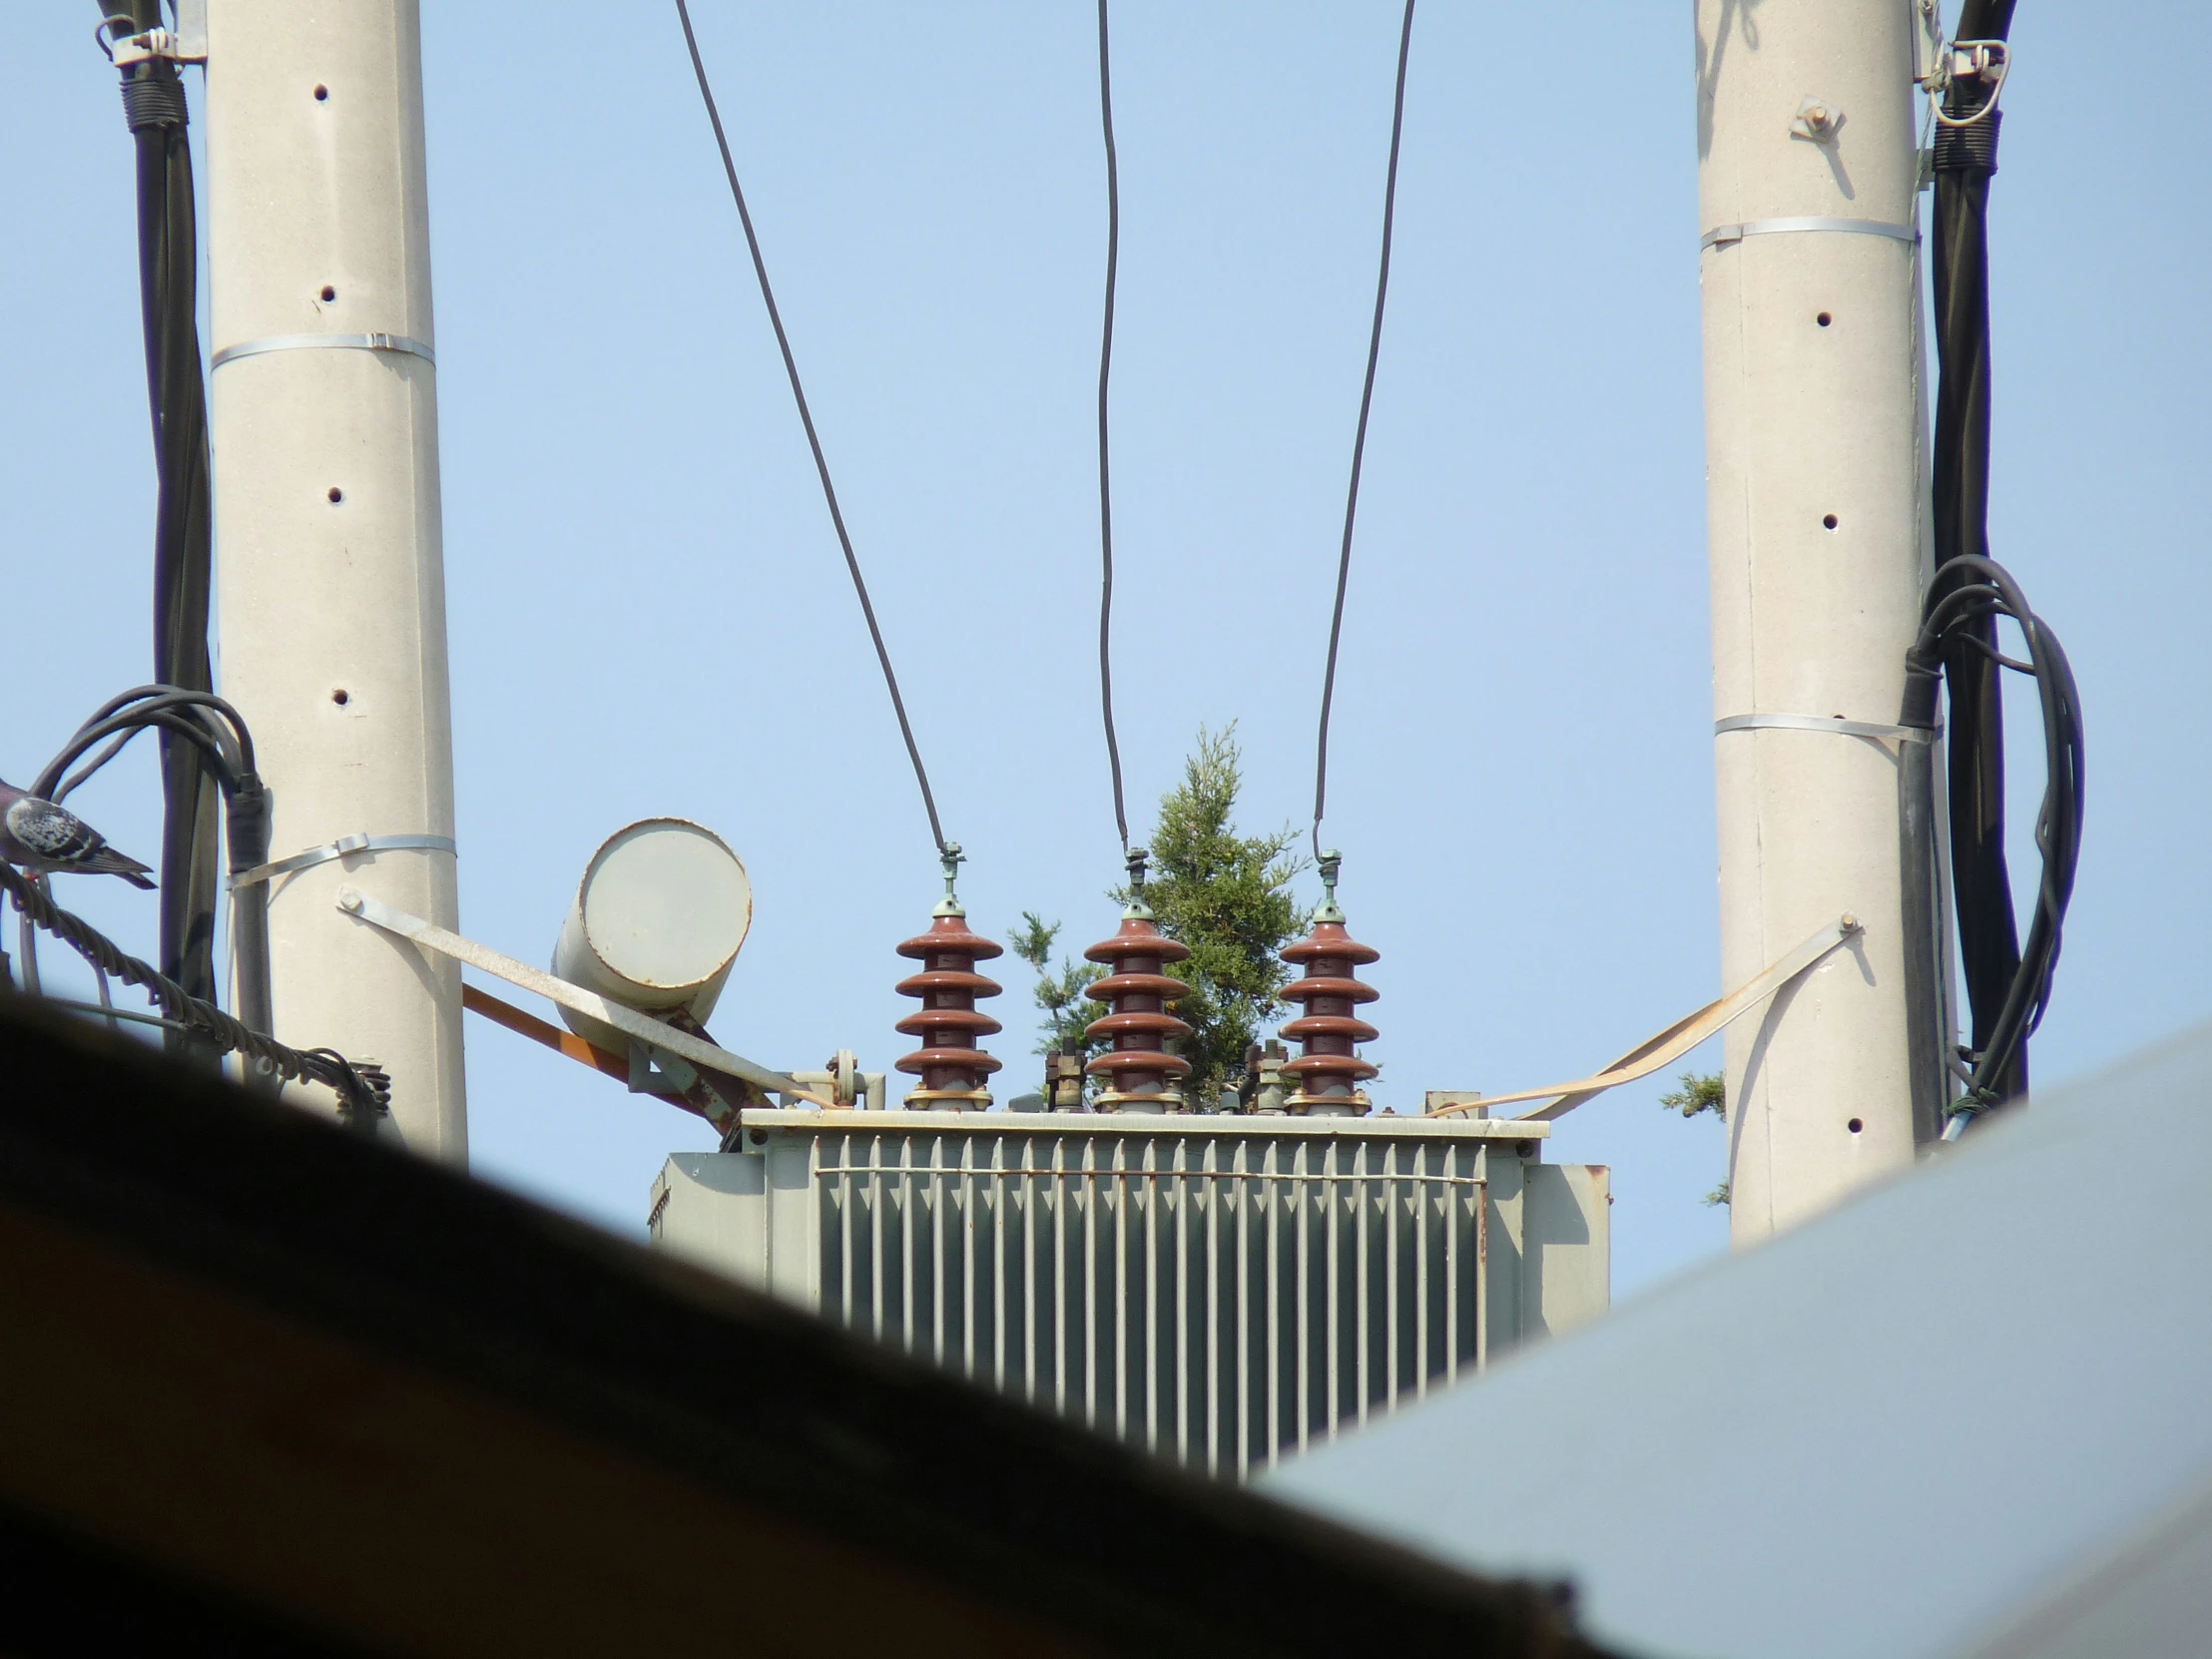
[326,486,343,504]
[312,84,328,102]
[1847,1117,1864,1134]
[320,284,336,302]
[1823,513,1840,531]
[331,689,350,707]
[1817,311,1833,326]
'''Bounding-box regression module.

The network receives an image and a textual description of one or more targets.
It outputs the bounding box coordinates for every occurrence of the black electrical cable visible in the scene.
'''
[14,689,273,1039]
[1312,0,1415,859]
[110,3,223,1044]
[1095,0,1129,852]
[1900,556,2081,1135]
[1928,0,2041,1119]
[674,0,948,856]
[34,689,256,804]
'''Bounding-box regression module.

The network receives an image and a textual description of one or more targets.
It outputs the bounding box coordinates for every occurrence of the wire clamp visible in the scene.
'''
[1700,217,1919,254]
[230,832,456,891]
[1715,713,1936,745]
[102,3,207,66]
[1922,40,2009,129]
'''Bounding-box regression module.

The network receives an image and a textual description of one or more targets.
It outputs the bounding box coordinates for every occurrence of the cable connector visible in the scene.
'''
[1923,40,2009,131]
[100,5,207,68]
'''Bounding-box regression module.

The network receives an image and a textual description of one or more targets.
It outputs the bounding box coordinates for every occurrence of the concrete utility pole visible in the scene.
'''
[1694,1,1936,1240]
[206,2,466,1158]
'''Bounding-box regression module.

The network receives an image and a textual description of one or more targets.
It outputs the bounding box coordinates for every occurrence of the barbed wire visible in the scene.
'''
[0,860,384,1124]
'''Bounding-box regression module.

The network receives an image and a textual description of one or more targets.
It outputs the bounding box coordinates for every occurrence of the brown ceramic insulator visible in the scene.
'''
[1082,914,1193,1104]
[894,912,1004,1105]
[1279,918,1381,1103]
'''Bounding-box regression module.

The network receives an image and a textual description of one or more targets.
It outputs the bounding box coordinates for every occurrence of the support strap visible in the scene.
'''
[211,331,436,370]
[1700,216,1919,253]
[229,832,455,891]
[1716,713,1935,745]
[335,887,827,1107]
[1426,914,1863,1122]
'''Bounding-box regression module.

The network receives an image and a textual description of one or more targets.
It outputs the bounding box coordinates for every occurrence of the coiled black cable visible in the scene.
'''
[1901,556,2081,1135]
[13,689,274,1038]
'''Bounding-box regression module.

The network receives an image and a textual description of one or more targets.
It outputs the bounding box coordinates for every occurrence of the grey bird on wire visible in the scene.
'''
[0,780,156,888]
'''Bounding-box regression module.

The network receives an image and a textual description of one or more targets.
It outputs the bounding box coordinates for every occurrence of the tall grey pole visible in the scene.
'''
[1695,1,1937,1240]
[204,2,466,1158]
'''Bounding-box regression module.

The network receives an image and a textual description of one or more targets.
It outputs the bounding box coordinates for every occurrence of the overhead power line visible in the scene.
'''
[674,0,949,855]
[1094,0,1129,852]
[1313,0,1415,858]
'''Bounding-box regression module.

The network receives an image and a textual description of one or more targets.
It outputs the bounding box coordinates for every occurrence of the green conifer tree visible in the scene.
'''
[1014,724,1308,1107]
[1138,725,1307,1106]
[1008,913,1102,1060]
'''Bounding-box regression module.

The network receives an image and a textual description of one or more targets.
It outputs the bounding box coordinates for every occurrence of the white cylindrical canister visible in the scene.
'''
[553,820,752,1055]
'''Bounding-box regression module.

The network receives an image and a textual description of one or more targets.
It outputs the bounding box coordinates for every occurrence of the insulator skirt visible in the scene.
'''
[1083,916,1192,1103]
[894,913,1004,1101]
[1280,922,1381,1100]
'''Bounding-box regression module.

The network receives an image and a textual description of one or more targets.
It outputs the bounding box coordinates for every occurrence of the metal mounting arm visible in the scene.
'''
[334,887,829,1108]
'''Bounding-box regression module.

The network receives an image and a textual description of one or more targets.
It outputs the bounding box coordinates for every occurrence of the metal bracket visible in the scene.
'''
[1700,217,1919,254]
[1923,40,2010,129]
[105,3,207,66]
[230,831,456,891]
[211,332,437,371]
[630,1039,701,1096]
[629,1039,744,1123]
[332,886,827,1106]
[1715,713,1936,745]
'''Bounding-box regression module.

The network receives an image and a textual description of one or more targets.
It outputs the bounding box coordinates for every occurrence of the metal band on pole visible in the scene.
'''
[210,331,437,370]
[1699,217,1919,254]
[229,832,456,891]
[1715,713,1936,744]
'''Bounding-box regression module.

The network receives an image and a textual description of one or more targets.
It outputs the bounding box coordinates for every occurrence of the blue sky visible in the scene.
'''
[5,4,2206,1299]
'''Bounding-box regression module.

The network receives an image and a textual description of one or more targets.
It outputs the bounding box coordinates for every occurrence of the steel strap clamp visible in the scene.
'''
[211,331,437,371]
[1700,216,1920,254]
[231,832,457,891]
[1715,713,1936,745]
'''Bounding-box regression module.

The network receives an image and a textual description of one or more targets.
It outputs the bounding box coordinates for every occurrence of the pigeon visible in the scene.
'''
[0,778,157,888]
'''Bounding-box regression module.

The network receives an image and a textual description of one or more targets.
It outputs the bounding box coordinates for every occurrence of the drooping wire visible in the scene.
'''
[674,0,948,855]
[1312,0,1415,860]
[1899,554,2082,1138]
[1094,0,1129,851]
